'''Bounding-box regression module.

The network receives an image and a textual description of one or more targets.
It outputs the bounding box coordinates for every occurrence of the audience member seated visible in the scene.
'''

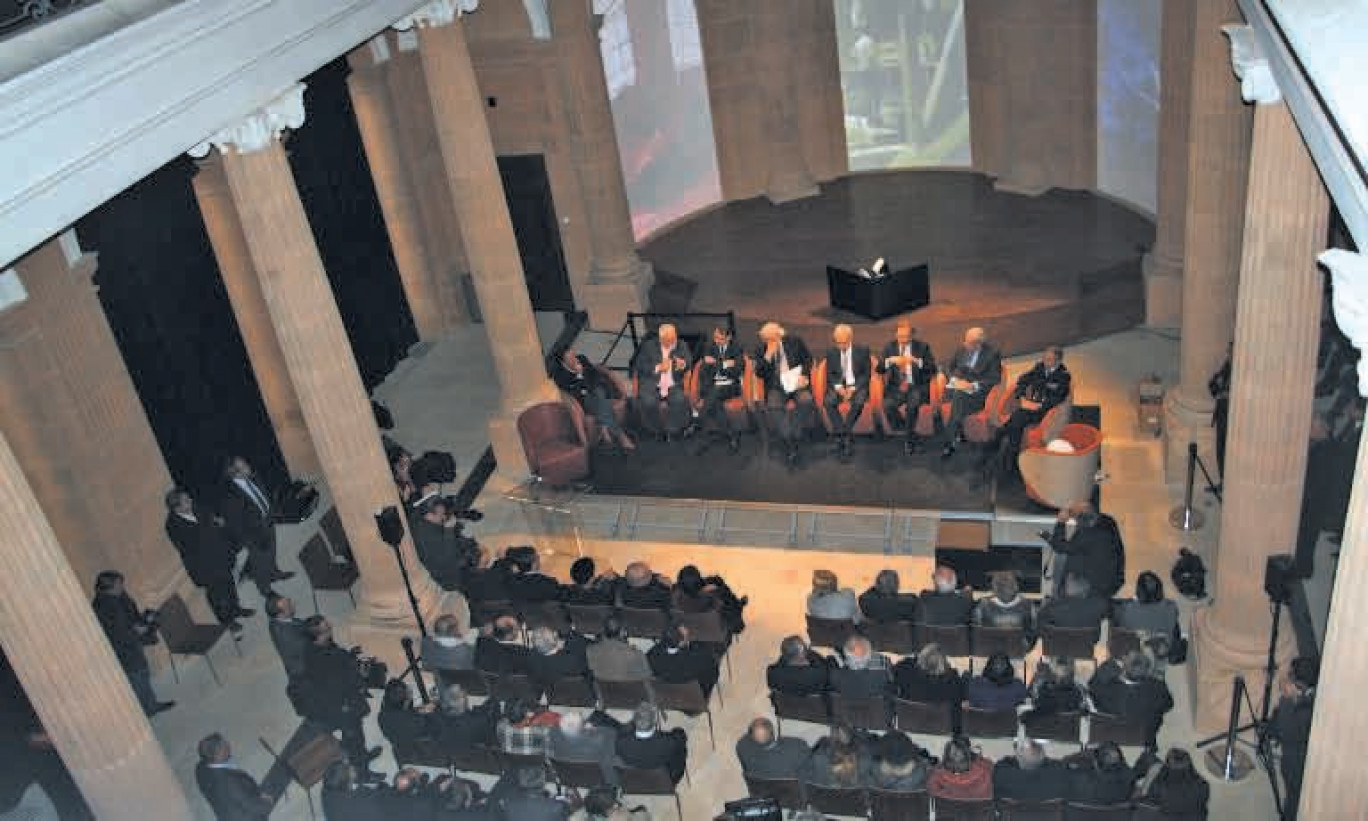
[375,768,446,818]
[421,614,476,680]
[549,711,618,786]
[993,739,1069,802]
[476,616,534,676]
[830,635,892,700]
[195,733,274,820]
[672,564,748,634]
[1037,573,1109,631]
[1139,748,1209,817]
[858,569,921,623]
[806,569,859,622]
[966,653,1027,712]
[460,548,513,604]
[919,566,974,626]
[894,644,965,727]
[1114,570,1183,664]
[648,625,721,698]
[1062,742,1134,805]
[972,572,1036,644]
[1021,657,1087,734]
[1089,651,1174,746]
[767,635,833,697]
[616,702,688,784]
[492,765,571,821]
[928,737,993,801]
[806,724,871,788]
[869,730,931,792]
[411,496,480,592]
[580,787,649,821]
[504,547,561,605]
[321,762,381,821]
[527,626,590,690]
[378,680,439,755]
[496,699,561,757]
[587,616,651,683]
[560,557,618,606]
[438,779,492,821]
[618,562,673,610]
[735,717,813,780]
[434,684,497,751]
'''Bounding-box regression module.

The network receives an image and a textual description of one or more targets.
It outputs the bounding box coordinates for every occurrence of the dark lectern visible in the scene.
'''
[826,263,930,320]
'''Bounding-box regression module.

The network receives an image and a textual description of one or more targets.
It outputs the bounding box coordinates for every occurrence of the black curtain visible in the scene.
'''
[289,58,417,389]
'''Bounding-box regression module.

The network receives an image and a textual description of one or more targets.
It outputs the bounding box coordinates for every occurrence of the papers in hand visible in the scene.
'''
[780,366,805,393]
[948,376,977,393]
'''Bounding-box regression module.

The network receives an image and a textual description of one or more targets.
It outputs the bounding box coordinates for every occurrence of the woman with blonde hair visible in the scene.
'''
[893,643,965,731]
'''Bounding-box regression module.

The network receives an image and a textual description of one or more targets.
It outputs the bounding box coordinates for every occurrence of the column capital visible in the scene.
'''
[1321,248,1368,396]
[393,0,478,31]
[189,84,305,158]
[1223,24,1281,105]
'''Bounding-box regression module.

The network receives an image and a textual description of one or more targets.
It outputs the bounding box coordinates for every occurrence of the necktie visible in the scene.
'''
[967,348,979,370]
[842,348,853,386]
[658,347,673,397]
[902,344,913,381]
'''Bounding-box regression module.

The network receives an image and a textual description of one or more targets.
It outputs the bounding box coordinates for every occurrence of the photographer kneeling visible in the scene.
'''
[92,571,174,716]
[299,616,384,783]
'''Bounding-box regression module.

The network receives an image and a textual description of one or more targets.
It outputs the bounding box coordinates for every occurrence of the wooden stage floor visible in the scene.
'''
[639,170,1154,358]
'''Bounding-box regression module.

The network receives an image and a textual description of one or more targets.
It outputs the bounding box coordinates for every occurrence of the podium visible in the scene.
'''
[826,263,930,320]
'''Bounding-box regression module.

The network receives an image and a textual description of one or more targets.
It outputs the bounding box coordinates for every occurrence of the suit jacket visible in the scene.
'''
[633,340,692,395]
[269,618,312,681]
[618,579,672,610]
[1050,517,1126,598]
[302,642,367,724]
[218,476,274,547]
[966,676,1027,712]
[918,591,974,626]
[528,634,590,686]
[195,762,271,821]
[1038,595,1108,631]
[92,592,148,671]
[893,663,963,705]
[549,724,618,784]
[648,643,720,694]
[830,665,892,699]
[993,757,1071,802]
[858,589,921,623]
[475,637,534,676]
[378,703,439,753]
[411,518,478,590]
[878,339,937,390]
[437,704,498,749]
[735,735,813,780]
[766,656,832,696]
[753,336,814,395]
[550,354,617,401]
[1090,675,1173,731]
[165,507,236,587]
[616,728,688,783]
[321,785,384,821]
[697,342,745,389]
[1014,361,1072,411]
[507,571,562,605]
[587,638,651,682]
[945,343,1003,391]
[823,345,872,394]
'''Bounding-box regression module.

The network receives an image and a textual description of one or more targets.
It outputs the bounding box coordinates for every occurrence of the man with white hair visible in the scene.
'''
[549,710,618,785]
[830,635,892,699]
[633,322,692,439]
[992,738,1069,801]
[754,320,816,466]
[822,324,872,459]
[941,326,1002,459]
[615,702,688,784]
[918,565,974,625]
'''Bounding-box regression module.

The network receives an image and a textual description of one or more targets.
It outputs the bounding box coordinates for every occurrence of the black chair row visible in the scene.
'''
[808,616,1103,669]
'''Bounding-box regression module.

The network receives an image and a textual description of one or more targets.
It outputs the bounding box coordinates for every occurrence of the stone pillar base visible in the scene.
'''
[580,260,655,330]
[1163,389,1217,484]
[992,177,1051,198]
[489,414,533,485]
[1189,605,1295,735]
[1143,252,1183,329]
[347,589,470,674]
[765,180,821,205]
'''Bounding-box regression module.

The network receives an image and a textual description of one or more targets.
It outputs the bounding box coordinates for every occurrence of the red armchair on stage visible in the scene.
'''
[517,401,590,487]
[686,358,756,433]
[934,364,1010,443]
[812,355,884,435]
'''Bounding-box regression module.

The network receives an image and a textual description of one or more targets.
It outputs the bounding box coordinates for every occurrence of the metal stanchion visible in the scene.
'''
[1169,442,1206,530]
[1204,675,1255,781]
[400,636,430,705]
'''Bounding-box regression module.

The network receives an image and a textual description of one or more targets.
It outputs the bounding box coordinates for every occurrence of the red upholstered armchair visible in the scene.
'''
[812,355,884,435]
[686,359,754,432]
[1018,423,1102,509]
[517,402,590,487]
[936,363,1009,442]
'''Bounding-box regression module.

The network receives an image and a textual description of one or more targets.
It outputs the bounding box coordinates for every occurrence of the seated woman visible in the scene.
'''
[870,730,931,792]
[671,564,747,634]
[807,569,860,622]
[1113,571,1183,666]
[893,644,965,731]
[965,653,1027,713]
[1021,657,1087,734]
[972,572,1036,648]
[559,557,617,606]
[928,736,993,801]
[1141,748,1209,817]
[805,724,871,788]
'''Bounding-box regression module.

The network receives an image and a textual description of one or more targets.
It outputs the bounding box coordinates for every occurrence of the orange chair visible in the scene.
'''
[686,359,754,434]
[936,364,1009,443]
[1018,423,1102,509]
[812,355,884,435]
[517,402,590,487]
[632,366,696,436]
[999,372,1075,448]
[908,372,947,439]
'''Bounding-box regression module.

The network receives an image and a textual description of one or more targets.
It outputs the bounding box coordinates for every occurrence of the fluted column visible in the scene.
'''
[0,428,192,819]
[399,1,558,481]
[1144,0,1196,328]
[193,155,320,479]
[550,0,653,328]
[191,86,442,632]
[756,0,819,204]
[347,40,464,341]
[1189,62,1327,731]
[1162,0,1252,481]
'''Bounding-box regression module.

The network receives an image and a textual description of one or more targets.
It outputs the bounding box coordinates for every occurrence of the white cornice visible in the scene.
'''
[1222,24,1280,105]
[393,0,478,31]
[1321,249,1368,397]
[189,84,306,157]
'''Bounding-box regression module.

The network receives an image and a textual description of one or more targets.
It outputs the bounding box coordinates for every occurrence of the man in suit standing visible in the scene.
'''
[300,616,381,775]
[164,489,251,633]
[994,346,1072,472]
[879,320,937,454]
[822,324,871,459]
[633,323,692,440]
[692,325,746,452]
[754,321,816,467]
[941,327,1002,458]
[219,456,292,596]
[1048,501,1125,599]
[195,734,273,820]
[91,571,174,716]
[616,702,688,785]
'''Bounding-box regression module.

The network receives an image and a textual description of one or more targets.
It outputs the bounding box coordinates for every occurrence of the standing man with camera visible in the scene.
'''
[300,616,383,782]
[91,571,174,716]
[219,456,293,597]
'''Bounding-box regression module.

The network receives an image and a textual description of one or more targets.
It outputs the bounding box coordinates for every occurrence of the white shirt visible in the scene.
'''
[840,347,855,387]
[658,345,675,397]
[902,344,915,381]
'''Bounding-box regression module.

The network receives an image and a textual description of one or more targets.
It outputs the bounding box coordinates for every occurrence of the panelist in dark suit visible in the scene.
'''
[878,320,938,454]
[164,489,250,632]
[822,324,872,458]
[551,347,634,451]
[941,327,1002,458]
[218,456,292,596]
[693,325,746,451]
[633,323,693,438]
[195,733,273,821]
[754,321,817,466]
[995,346,1072,470]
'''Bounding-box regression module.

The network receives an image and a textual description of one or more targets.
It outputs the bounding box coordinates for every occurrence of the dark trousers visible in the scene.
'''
[124,660,159,715]
[641,386,691,435]
[1281,753,1305,821]
[698,383,742,433]
[945,387,988,439]
[765,388,816,443]
[1000,407,1046,452]
[242,527,280,596]
[203,575,243,625]
[883,384,930,440]
[822,387,868,436]
[581,387,619,434]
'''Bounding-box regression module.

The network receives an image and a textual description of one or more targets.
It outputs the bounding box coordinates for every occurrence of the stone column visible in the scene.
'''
[347,39,464,341]
[400,1,559,482]
[1301,248,1368,820]
[1144,0,1196,328]
[0,428,192,819]
[193,155,320,479]
[1162,0,1252,482]
[755,0,820,204]
[550,0,653,328]
[1189,45,1327,732]
[191,86,443,636]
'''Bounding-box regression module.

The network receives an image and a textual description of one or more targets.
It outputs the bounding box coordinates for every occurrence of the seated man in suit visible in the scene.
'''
[411,496,481,592]
[528,626,590,689]
[218,456,292,596]
[420,614,476,683]
[549,711,619,786]
[940,327,1003,459]
[321,762,383,821]
[735,717,812,780]
[859,569,921,623]
[1089,651,1174,746]
[633,322,692,440]
[919,565,975,626]
[559,556,618,605]
[648,625,720,698]
[164,488,250,633]
[618,561,672,610]
[434,684,497,750]
[879,320,938,455]
[504,547,561,605]
[195,733,274,820]
[821,324,872,459]
[993,739,1070,802]
[754,321,816,467]
[551,346,635,451]
[586,616,651,683]
[830,635,892,700]
[766,635,832,696]
[691,324,746,452]
[475,615,534,676]
[378,679,439,756]
[993,345,1072,473]
[1037,573,1109,632]
[616,702,688,784]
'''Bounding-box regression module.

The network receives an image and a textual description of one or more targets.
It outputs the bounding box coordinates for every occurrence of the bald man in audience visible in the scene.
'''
[633,322,692,440]
[919,566,975,625]
[941,326,1002,459]
[879,320,938,454]
[736,718,813,780]
[822,324,872,459]
[754,321,816,466]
